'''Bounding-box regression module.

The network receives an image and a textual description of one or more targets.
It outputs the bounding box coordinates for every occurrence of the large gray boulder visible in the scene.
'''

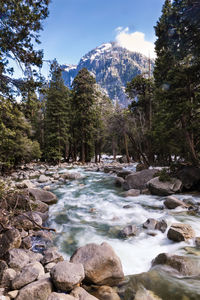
[28,188,57,205]
[124,189,140,197]
[0,229,21,258]
[12,262,45,290]
[8,248,43,271]
[164,196,187,209]
[41,248,64,265]
[0,268,16,289]
[123,169,157,191]
[12,212,43,230]
[167,223,195,242]
[147,177,182,196]
[71,287,99,300]
[47,293,76,300]
[60,172,82,180]
[50,261,85,292]
[152,253,200,276]
[70,242,124,286]
[15,278,52,300]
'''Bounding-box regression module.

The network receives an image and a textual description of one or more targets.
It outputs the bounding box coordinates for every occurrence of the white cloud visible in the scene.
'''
[115,27,156,59]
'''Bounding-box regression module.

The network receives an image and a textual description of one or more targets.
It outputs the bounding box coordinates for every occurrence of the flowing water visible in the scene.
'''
[48,165,200,277]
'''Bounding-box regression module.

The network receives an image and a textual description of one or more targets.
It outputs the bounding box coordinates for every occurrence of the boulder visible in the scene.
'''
[167,223,195,242]
[15,278,52,300]
[104,166,123,174]
[164,196,187,209]
[12,262,45,290]
[116,170,132,179]
[60,172,82,180]
[123,169,157,191]
[47,293,76,300]
[88,285,121,300]
[152,253,200,276]
[0,260,8,282]
[12,212,43,230]
[115,177,124,187]
[71,287,99,300]
[119,225,138,238]
[38,175,49,183]
[41,248,64,265]
[30,199,49,213]
[124,189,140,197]
[0,229,21,258]
[143,218,167,233]
[177,166,200,191]
[50,261,84,292]
[28,188,57,205]
[0,268,16,289]
[8,249,43,271]
[16,180,36,189]
[70,242,124,286]
[147,177,182,196]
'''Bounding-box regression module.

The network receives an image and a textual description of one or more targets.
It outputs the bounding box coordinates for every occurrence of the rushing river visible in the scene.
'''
[48,165,200,276]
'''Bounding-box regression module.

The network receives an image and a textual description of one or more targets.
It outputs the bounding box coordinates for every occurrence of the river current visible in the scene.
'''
[48,165,200,276]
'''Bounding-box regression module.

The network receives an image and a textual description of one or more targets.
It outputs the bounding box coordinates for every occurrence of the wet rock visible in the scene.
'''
[0,229,21,258]
[134,286,162,300]
[143,218,167,233]
[164,196,187,209]
[195,237,200,248]
[152,253,200,276]
[184,246,200,256]
[147,177,182,196]
[61,172,82,180]
[88,285,121,300]
[70,242,124,286]
[155,220,167,233]
[119,225,138,238]
[104,166,123,174]
[41,248,64,265]
[71,287,99,300]
[28,188,57,205]
[38,175,49,183]
[123,205,132,209]
[177,166,200,191]
[167,223,195,242]
[50,261,85,292]
[124,189,140,197]
[1,268,16,289]
[123,169,157,191]
[115,177,124,187]
[47,293,76,300]
[183,198,196,206]
[117,170,132,179]
[15,278,52,300]
[12,262,45,290]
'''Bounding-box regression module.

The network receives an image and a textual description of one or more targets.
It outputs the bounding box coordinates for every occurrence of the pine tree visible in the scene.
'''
[44,60,71,163]
[71,68,97,163]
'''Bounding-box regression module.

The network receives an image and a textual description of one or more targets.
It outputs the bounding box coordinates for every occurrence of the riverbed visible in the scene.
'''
[48,165,200,276]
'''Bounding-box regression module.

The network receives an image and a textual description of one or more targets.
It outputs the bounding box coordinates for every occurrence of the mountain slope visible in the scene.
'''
[61,42,154,106]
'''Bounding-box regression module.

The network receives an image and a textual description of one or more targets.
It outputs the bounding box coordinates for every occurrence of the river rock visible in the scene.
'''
[71,287,99,300]
[12,212,43,230]
[117,170,133,179]
[0,229,21,258]
[70,242,124,286]
[28,188,57,205]
[16,180,36,189]
[47,293,76,300]
[12,262,45,290]
[147,177,182,196]
[88,285,121,300]
[50,261,85,292]
[134,286,162,300]
[41,248,64,265]
[21,236,32,249]
[115,177,124,187]
[0,260,8,282]
[38,175,49,183]
[124,189,140,197]
[167,223,195,242]
[123,169,157,191]
[119,225,138,238]
[8,249,43,271]
[152,253,200,276]
[15,278,52,300]
[143,218,167,233]
[0,268,16,289]
[30,199,49,213]
[164,196,187,209]
[61,172,82,180]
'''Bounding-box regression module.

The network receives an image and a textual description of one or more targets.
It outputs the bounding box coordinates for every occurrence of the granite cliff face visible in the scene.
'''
[61,42,154,107]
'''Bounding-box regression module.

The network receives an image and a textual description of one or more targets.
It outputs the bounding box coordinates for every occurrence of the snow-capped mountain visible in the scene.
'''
[61,42,154,106]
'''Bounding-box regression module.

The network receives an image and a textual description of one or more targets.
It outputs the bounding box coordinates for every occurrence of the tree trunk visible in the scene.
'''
[124,132,130,163]
[112,137,117,160]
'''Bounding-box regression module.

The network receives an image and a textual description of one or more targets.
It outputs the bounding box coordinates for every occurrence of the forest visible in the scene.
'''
[0,0,200,172]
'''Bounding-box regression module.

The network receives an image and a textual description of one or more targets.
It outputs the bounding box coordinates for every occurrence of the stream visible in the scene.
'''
[48,165,200,278]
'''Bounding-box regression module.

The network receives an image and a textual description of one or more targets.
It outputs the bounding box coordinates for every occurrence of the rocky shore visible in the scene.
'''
[0,162,200,299]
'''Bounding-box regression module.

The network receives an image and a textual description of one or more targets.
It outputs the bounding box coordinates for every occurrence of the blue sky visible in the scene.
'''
[40,0,164,69]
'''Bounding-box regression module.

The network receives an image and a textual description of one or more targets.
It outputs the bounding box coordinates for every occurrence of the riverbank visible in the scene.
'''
[1,162,200,299]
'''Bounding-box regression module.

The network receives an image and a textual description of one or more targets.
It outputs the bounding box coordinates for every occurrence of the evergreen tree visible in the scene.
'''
[44,60,71,163]
[71,68,97,163]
